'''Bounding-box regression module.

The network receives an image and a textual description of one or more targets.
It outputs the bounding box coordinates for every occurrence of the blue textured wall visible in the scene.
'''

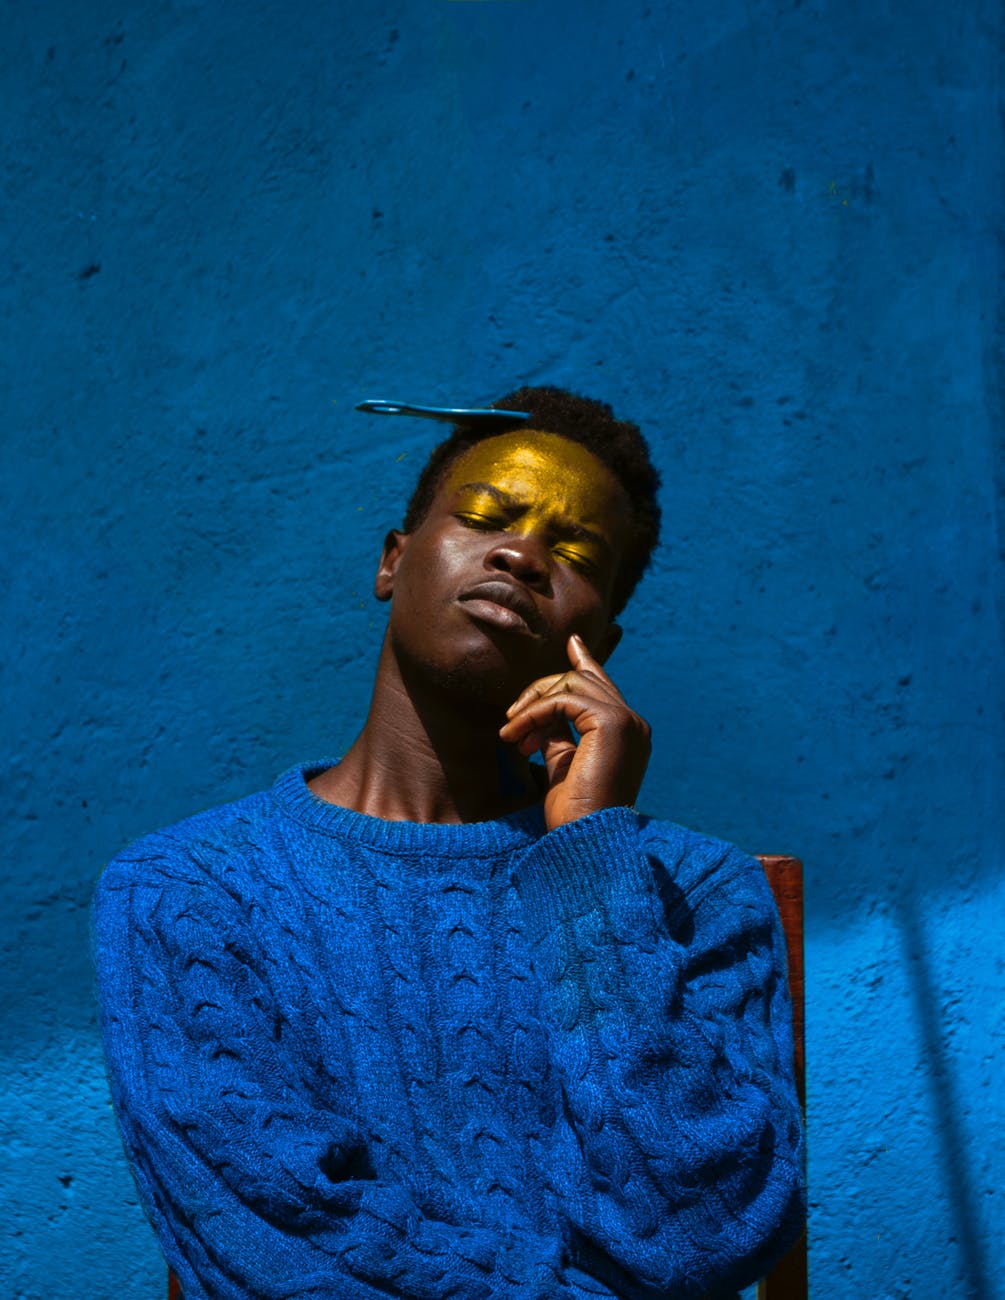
[3,2,1002,1296]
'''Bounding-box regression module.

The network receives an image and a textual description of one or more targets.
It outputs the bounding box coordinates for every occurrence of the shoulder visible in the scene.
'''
[630,816,790,1003]
[94,784,278,910]
[632,810,772,913]
[91,785,291,1010]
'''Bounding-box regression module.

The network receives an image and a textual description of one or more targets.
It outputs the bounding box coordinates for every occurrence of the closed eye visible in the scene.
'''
[456,513,503,528]
[556,551,597,576]
[456,515,599,578]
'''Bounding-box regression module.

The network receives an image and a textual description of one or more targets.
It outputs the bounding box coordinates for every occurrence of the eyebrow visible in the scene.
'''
[451,482,614,555]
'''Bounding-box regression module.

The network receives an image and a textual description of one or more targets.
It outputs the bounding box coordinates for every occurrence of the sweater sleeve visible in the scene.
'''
[509,806,806,1300]
[92,842,619,1300]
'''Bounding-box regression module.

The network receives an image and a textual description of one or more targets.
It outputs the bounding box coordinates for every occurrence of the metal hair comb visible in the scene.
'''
[355,399,530,426]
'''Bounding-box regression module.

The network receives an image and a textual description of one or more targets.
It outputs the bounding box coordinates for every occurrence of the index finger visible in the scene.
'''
[567,633,619,688]
[505,672,566,717]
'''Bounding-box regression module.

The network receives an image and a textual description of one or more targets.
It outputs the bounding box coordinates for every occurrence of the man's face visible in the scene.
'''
[375,430,632,711]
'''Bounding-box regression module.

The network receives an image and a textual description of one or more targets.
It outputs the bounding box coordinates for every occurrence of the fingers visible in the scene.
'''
[499,689,601,744]
[505,643,623,720]
[502,635,624,761]
[505,673,566,718]
[516,717,577,762]
[568,632,591,665]
[537,729,578,785]
[568,633,618,687]
[505,673,621,726]
[498,634,652,824]
[509,711,577,789]
[501,687,650,752]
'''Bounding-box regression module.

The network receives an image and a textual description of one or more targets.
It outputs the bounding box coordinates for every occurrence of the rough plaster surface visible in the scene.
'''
[2,2,1002,1296]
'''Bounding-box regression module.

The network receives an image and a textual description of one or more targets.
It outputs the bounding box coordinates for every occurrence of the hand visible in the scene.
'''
[497,633,652,831]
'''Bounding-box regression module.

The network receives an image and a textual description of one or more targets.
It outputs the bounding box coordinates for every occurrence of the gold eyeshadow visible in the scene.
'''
[452,492,507,517]
[450,489,607,575]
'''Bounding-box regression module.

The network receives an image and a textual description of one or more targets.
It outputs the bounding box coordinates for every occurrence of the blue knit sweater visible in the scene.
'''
[93,760,805,1300]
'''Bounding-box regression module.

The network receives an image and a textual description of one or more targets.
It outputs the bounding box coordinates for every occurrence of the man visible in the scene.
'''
[93,386,805,1299]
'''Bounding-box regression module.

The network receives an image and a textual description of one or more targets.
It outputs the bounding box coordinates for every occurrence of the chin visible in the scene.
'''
[441,645,528,708]
[395,626,534,714]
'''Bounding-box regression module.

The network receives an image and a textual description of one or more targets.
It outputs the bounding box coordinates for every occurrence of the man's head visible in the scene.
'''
[401,386,662,620]
[372,387,662,712]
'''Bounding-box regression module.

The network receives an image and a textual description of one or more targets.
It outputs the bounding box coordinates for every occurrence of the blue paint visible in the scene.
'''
[2,2,1001,1297]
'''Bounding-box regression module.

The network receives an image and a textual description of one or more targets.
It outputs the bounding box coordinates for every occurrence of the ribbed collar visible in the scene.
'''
[270,759,549,857]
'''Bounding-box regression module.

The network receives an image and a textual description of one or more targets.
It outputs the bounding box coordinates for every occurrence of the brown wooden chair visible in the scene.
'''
[755,855,808,1300]
[168,854,806,1300]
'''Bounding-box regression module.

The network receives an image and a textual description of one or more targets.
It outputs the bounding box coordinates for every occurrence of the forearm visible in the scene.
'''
[511,807,805,1297]
[95,851,622,1300]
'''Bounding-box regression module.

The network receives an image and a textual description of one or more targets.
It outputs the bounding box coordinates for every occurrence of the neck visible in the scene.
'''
[308,633,543,824]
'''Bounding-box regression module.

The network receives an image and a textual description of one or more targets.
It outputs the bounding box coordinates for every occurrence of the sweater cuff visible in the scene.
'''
[509,804,650,949]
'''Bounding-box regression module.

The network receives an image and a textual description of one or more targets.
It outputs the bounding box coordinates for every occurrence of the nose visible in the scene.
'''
[484,533,552,590]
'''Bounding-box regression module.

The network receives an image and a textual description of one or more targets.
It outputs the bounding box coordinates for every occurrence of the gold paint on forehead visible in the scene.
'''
[444,431,626,532]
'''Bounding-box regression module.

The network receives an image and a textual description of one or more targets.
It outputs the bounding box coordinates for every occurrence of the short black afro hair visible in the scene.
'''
[401,385,662,619]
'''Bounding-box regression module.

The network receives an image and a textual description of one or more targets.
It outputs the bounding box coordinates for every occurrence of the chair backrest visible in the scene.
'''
[168,854,807,1300]
[756,855,807,1300]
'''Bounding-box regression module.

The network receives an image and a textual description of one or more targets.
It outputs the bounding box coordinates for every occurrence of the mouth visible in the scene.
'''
[457,580,542,637]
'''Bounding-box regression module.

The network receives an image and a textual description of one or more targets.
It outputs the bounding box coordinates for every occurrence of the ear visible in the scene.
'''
[374,529,409,602]
[595,622,622,665]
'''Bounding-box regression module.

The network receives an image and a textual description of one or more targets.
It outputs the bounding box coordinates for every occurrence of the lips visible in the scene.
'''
[457,579,543,636]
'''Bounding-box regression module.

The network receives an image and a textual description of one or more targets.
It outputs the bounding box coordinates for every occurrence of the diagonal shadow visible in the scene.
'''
[898,893,993,1300]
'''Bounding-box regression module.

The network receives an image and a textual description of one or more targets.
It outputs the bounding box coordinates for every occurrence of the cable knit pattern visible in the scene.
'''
[92,760,805,1300]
